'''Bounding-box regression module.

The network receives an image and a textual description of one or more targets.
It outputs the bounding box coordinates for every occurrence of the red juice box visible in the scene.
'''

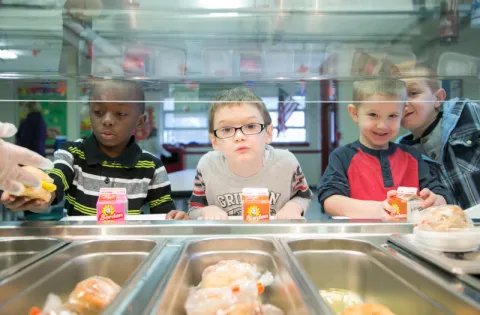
[96,188,128,222]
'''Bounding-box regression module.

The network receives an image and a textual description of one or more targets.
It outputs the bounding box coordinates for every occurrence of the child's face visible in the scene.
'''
[209,103,273,165]
[89,88,145,151]
[348,95,404,150]
[401,78,445,135]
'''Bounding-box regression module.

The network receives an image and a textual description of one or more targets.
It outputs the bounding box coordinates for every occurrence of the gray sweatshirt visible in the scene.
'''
[188,145,313,218]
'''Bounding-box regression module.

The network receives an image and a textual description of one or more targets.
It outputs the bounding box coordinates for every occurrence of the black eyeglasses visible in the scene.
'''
[213,123,267,139]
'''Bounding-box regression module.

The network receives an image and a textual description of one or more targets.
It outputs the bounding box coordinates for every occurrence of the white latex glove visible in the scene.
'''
[0,122,54,195]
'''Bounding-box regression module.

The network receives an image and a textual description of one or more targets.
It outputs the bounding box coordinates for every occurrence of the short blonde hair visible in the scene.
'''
[353,78,407,106]
[209,87,272,133]
[395,61,442,92]
[25,102,42,113]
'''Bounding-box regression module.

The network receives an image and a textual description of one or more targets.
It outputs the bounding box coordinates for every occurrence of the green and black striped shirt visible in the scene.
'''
[47,135,175,216]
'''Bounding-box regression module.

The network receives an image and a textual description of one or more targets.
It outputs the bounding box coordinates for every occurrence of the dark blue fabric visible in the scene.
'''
[16,112,47,157]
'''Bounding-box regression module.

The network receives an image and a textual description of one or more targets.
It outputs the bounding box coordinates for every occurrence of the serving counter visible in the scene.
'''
[0,220,477,315]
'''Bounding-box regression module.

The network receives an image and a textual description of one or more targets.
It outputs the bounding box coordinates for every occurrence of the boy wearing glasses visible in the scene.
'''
[188,87,313,220]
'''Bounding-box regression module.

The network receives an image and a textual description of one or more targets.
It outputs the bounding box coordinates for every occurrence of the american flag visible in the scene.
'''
[278,88,299,133]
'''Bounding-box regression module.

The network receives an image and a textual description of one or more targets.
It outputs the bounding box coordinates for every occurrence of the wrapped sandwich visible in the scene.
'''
[14,166,56,202]
[29,276,121,315]
[418,205,472,232]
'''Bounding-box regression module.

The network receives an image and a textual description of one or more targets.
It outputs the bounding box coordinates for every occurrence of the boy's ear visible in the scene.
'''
[136,114,147,128]
[347,104,359,123]
[434,88,447,109]
[209,133,220,151]
[265,123,273,144]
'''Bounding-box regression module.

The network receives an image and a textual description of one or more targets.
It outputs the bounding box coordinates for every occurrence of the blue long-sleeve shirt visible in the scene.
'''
[16,112,47,157]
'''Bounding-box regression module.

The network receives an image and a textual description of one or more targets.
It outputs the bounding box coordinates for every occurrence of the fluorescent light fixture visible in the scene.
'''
[0,50,18,60]
[209,12,239,17]
[200,0,243,9]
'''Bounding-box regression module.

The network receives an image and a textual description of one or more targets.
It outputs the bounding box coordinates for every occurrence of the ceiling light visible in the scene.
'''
[0,50,18,60]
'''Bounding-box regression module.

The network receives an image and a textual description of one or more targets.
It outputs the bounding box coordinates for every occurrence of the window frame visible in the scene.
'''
[162,100,308,146]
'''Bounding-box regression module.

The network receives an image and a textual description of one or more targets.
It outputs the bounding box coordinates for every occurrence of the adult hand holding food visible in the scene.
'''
[0,122,53,195]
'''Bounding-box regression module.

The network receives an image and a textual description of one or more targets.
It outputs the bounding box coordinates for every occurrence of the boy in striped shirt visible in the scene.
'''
[2,80,188,220]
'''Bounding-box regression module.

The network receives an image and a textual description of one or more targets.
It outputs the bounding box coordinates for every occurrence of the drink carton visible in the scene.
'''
[96,188,128,222]
[388,187,423,221]
[242,188,270,222]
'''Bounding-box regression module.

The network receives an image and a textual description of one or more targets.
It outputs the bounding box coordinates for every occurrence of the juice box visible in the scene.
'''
[388,186,423,221]
[96,188,128,222]
[242,188,270,222]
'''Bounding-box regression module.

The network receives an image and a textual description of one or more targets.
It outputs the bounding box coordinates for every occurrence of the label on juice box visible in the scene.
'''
[242,188,270,222]
[388,187,422,220]
[97,188,128,222]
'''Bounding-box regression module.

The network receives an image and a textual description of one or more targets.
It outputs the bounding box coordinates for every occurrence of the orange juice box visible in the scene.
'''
[96,188,128,222]
[388,186,423,221]
[242,188,270,222]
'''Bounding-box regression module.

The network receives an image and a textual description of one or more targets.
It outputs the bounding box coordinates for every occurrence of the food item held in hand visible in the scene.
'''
[15,166,56,202]
[343,303,396,315]
[419,205,472,232]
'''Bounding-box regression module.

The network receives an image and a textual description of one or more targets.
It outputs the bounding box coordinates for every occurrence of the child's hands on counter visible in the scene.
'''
[276,201,304,219]
[377,190,397,221]
[166,210,190,220]
[199,205,228,220]
[0,191,54,213]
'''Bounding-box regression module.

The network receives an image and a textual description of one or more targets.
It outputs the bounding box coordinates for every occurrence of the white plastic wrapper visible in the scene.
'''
[185,260,283,315]
[185,287,262,315]
[185,287,285,315]
[29,276,120,315]
[200,260,274,294]
[418,205,474,232]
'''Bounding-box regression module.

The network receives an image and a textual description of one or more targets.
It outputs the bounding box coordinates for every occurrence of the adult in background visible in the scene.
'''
[16,102,47,157]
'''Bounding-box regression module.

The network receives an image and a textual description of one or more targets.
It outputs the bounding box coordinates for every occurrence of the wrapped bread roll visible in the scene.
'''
[419,205,472,232]
[65,276,121,314]
[343,303,396,315]
[16,166,56,202]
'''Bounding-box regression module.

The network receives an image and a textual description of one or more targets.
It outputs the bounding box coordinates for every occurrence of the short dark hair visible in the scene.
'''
[89,79,145,113]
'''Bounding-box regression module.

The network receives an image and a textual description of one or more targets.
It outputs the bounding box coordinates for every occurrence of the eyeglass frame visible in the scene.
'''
[213,123,268,139]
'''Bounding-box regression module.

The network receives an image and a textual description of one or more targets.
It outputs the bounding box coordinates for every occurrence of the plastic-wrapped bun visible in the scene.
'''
[185,287,262,315]
[418,205,473,232]
[201,260,261,289]
[64,276,121,314]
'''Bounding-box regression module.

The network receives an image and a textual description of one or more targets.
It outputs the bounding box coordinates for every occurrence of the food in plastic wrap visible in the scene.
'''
[15,166,56,202]
[201,260,274,294]
[418,205,472,232]
[185,287,262,315]
[415,205,480,252]
[185,287,283,315]
[343,303,396,315]
[28,276,121,315]
[66,276,121,314]
[186,260,282,315]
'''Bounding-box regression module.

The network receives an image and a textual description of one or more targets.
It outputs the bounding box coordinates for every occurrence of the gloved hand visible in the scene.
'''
[0,122,54,195]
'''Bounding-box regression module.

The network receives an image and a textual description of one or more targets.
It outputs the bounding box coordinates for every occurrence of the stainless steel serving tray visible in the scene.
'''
[0,239,165,314]
[280,238,480,315]
[0,237,67,281]
[146,237,319,315]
